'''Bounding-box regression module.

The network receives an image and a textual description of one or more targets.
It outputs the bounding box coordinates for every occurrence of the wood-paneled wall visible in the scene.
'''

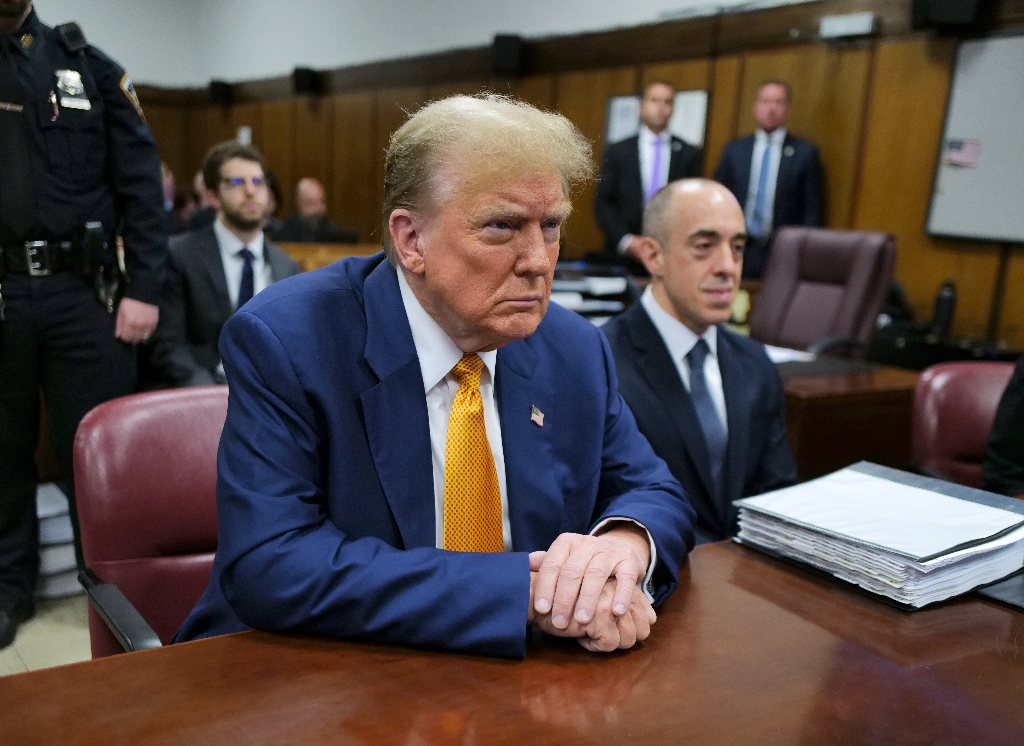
[140,20,1024,347]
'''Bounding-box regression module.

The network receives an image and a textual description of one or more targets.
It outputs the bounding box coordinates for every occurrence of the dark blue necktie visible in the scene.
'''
[687,339,727,493]
[237,247,254,309]
[748,142,772,238]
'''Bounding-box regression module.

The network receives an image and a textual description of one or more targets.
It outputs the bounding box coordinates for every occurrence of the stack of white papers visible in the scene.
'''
[735,467,1024,608]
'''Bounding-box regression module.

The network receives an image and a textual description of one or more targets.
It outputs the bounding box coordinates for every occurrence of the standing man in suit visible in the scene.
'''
[175,95,695,657]
[273,177,358,244]
[604,179,797,543]
[151,142,300,387]
[713,81,824,278]
[593,81,702,267]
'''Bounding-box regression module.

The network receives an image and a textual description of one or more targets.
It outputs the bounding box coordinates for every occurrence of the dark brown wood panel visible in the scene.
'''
[424,80,489,102]
[555,66,640,258]
[511,75,557,111]
[738,43,874,230]
[260,101,297,217]
[704,55,744,178]
[331,93,379,244]
[183,106,235,183]
[374,87,428,215]
[293,96,334,206]
[143,105,187,186]
[998,252,1024,349]
[853,37,1000,341]
[5,543,1024,744]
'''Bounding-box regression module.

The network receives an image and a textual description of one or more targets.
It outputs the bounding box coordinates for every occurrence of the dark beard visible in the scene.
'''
[220,206,264,233]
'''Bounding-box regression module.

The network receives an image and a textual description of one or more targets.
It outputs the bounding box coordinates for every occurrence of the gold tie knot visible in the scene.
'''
[451,354,484,389]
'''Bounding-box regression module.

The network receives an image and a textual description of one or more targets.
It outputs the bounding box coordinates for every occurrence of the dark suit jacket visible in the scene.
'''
[983,353,1024,497]
[603,303,797,541]
[173,254,695,658]
[272,213,358,244]
[594,134,702,257]
[713,132,824,232]
[151,225,301,387]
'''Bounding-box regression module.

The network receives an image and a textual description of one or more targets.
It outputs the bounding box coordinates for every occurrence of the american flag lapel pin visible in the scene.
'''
[530,405,545,427]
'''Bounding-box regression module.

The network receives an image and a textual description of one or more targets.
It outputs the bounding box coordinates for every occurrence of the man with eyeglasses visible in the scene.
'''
[150,141,299,387]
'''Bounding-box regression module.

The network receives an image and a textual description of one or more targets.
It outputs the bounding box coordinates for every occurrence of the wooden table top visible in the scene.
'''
[783,365,920,399]
[3,542,1023,745]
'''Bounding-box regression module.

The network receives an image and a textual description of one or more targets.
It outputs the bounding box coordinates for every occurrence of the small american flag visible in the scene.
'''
[945,139,980,168]
[530,405,545,427]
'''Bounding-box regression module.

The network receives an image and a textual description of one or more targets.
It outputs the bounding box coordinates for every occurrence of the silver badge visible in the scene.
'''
[55,69,84,97]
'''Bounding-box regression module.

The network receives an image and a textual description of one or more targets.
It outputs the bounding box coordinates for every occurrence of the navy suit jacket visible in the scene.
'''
[603,303,796,541]
[713,132,824,232]
[594,134,702,257]
[174,254,695,658]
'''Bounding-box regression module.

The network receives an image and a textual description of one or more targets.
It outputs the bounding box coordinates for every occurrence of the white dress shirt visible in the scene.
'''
[397,270,513,551]
[744,127,787,238]
[641,287,728,431]
[214,218,273,310]
[617,125,672,256]
[397,271,657,597]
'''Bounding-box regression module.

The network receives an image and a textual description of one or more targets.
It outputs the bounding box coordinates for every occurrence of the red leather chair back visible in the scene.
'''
[74,386,228,658]
[913,362,1014,488]
[749,227,896,351]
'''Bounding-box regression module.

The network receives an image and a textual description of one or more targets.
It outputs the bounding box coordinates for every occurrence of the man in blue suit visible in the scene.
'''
[603,179,797,543]
[175,95,695,658]
[713,81,824,278]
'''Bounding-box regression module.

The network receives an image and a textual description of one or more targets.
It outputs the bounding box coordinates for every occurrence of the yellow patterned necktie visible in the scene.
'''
[443,354,504,552]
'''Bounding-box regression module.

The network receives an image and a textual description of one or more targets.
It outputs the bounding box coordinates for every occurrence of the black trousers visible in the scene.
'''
[0,273,135,610]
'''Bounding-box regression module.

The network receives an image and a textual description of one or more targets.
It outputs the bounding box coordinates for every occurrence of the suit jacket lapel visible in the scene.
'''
[717,333,752,523]
[625,136,644,203]
[264,240,291,281]
[197,226,233,320]
[496,339,562,551]
[625,306,718,500]
[735,135,756,208]
[774,134,797,222]
[359,262,435,550]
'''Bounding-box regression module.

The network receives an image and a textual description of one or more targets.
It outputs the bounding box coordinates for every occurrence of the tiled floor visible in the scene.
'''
[0,593,91,677]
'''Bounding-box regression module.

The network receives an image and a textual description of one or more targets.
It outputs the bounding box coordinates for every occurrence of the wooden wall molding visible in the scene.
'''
[137,0,1024,108]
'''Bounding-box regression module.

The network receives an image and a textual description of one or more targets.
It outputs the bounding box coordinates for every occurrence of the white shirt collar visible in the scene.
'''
[640,285,718,361]
[396,269,497,392]
[639,124,669,145]
[213,217,264,260]
[756,127,787,147]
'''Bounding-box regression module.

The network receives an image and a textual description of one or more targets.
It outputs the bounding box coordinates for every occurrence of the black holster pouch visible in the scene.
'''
[80,221,121,313]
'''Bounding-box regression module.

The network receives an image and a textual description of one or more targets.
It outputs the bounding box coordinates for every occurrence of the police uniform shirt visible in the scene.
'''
[0,10,166,303]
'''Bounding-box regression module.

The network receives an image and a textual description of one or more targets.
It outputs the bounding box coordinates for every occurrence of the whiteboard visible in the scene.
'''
[604,90,708,147]
[927,34,1024,243]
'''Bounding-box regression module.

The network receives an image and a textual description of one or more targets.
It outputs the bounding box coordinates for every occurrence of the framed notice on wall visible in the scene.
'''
[604,90,709,147]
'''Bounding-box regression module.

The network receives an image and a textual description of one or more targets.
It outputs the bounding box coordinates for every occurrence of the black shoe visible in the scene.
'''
[0,602,35,650]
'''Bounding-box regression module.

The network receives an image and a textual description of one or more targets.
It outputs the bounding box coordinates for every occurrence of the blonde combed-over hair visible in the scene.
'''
[381,94,594,264]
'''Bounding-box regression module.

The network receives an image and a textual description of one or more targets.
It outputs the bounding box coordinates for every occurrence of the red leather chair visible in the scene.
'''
[912,362,1014,488]
[73,386,227,658]
[749,227,896,356]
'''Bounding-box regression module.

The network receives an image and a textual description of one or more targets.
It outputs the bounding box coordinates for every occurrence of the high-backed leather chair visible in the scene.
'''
[913,362,1014,488]
[74,386,227,658]
[749,227,896,355]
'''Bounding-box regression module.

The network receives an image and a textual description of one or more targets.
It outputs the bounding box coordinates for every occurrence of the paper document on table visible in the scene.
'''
[764,344,815,363]
[738,468,1024,561]
[734,464,1024,608]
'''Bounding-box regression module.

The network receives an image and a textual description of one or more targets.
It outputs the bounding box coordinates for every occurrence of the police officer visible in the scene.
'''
[0,1,167,649]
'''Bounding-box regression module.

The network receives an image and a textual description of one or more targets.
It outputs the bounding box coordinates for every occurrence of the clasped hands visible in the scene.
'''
[528,524,656,652]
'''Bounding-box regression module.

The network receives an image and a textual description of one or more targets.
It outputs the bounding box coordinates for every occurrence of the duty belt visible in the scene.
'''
[0,240,82,276]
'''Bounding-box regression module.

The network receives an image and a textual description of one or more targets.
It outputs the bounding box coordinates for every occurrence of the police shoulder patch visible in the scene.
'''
[120,74,146,122]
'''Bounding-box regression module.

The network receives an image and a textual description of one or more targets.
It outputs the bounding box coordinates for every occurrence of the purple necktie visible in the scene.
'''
[646,136,664,204]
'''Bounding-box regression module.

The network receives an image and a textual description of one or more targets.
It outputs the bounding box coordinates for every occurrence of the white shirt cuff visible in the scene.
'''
[590,517,658,603]
[616,234,635,256]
